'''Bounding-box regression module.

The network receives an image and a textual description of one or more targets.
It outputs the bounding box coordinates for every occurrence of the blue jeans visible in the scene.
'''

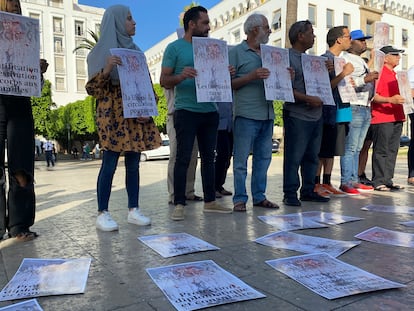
[340,106,371,185]
[174,110,219,205]
[233,117,273,204]
[97,150,140,211]
[283,110,322,198]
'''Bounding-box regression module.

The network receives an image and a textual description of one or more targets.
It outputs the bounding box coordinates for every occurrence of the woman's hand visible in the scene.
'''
[103,56,122,77]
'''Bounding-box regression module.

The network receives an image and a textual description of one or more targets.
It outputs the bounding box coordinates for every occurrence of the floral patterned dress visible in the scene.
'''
[86,72,162,153]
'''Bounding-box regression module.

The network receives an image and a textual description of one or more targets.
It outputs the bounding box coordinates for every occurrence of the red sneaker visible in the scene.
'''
[353,182,374,192]
[339,184,360,196]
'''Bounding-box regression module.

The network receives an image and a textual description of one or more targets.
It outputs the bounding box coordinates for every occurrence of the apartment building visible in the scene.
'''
[20,0,104,107]
[145,0,414,84]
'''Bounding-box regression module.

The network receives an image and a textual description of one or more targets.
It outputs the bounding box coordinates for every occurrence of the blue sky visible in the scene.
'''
[78,0,221,51]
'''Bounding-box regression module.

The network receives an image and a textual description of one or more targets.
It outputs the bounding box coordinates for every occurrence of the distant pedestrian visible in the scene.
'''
[44,139,55,169]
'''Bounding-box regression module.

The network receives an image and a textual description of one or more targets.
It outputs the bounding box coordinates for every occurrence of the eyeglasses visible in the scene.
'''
[341,35,351,38]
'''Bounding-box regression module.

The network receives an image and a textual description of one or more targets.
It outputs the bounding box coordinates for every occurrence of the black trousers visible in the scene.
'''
[215,130,233,191]
[0,95,35,237]
[371,121,402,187]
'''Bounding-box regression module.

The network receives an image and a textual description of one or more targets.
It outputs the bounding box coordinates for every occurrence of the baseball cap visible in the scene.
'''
[379,45,405,54]
[350,29,372,40]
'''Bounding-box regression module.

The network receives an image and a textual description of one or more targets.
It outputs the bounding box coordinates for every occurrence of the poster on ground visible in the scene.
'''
[255,231,360,257]
[0,11,40,97]
[355,226,414,248]
[192,37,232,103]
[0,299,43,311]
[110,48,158,118]
[260,45,294,102]
[266,253,405,300]
[299,211,363,225]
[258,214,328,231]
[302,54,335,106]
[147,260,265,311]
[361,204,414,215]
[138,233,219,258]
[0,258,91,301]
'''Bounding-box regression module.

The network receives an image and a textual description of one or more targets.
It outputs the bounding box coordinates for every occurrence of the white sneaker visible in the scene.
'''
[96,211,119,231]
[128,208,151,226]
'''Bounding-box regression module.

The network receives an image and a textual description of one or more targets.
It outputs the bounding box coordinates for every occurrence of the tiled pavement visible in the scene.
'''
[0,153,413,310]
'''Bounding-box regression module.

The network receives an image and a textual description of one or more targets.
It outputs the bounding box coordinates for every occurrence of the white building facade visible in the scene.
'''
[20,0,104,107]
[146,0,414,84]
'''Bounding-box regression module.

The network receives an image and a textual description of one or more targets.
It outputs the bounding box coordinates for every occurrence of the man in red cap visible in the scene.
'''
[371,45,406,191]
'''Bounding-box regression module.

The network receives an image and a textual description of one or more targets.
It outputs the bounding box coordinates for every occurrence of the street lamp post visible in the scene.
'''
[66,124,71,154]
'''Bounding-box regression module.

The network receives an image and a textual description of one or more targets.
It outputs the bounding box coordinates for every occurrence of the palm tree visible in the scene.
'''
[73,29,99,53]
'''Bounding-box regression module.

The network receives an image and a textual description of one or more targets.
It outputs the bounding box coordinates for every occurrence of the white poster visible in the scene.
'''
[138,233,219,258]
[0,258,91,302]
[266,253,405,300]
[260,45,294,102]
[361,204,414,215]
[302,54,335,106]
[0,11,40,97]
[373,22,390,50]
[256,231,360,257]
[374,49,385,73]
[193,37,232,103]
[258,214,328,231]
[396,71,414,115]
[147,260,265,311]
[110,48,158,118]
[0,299,43,311]
[299,211,363,225]
[334,56,357,102]
[355,226,414,248]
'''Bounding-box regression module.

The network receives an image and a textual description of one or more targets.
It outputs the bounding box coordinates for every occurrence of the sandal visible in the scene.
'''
[233,202,247,212]
[374,185,391,192]
[387,184,404,190]
[14,231,38,242]
[254,199,279,209]
[187,195,203,201]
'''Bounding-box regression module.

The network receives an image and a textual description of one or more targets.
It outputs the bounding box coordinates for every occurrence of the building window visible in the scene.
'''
[55,77,65,91]
[54,56,65,74]
[76,59,86,76]
[389,25,394,44]
[75,21,84,36]
[365,20,374,37]
[326,9,334,28]
[232,29,240,43]
[53,17,63,33]
[272,10,281,31]
[273,39,282,47]
[343,13,350,27]
[402,29,408,47]
[308,4,317,26]
[401,54,408,70]
[54,37,63,53]
[77,79,86,92]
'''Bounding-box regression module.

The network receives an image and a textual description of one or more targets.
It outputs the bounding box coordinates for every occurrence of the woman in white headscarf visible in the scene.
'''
[86,5,161,232]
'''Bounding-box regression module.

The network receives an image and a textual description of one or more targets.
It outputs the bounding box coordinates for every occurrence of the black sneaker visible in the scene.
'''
[358,174,373,186]
[283,196,301,206]
[300,192,330,202]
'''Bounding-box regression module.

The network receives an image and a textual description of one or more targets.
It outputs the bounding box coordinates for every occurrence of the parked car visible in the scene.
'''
[140,139,170,161]
[272,138,280,153]
[400,135,410,147]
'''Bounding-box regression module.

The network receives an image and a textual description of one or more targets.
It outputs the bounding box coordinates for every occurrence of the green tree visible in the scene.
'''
[273,100,283,127]
[31,80,55,136]
[153,84,167,134]
[73,29,99,53]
